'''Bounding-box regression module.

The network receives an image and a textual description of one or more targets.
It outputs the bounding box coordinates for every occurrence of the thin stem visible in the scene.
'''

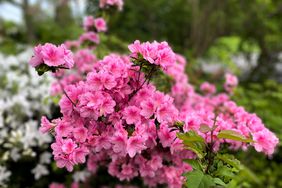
[58,81,77,107]
[137,63,143,85]
[205,114,218,173]
[128,66,156,101]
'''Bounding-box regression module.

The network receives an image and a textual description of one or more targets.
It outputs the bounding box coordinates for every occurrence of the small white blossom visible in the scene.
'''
[0,165,11,187]
[10,148,20,162]
[32,164,49,180]
[0,49,54,183]
[73,170,91,182]
[40,152,52,164]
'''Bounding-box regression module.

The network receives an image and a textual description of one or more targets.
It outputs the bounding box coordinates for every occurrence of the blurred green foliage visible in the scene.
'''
[232,80,282,187]
[234,80,282,140]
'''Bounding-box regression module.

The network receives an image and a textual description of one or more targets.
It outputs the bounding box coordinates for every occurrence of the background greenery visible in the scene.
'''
[0,0,281,187]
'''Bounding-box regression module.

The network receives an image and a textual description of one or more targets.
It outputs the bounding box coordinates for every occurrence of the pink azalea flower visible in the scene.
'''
[252,130,279,155]
[40,43,67,67]
[73,127,88,142]
[99,95,116,116]
[49,183,66,188]
[29,43,74,69]
[79,32,100,45]
[123,106,141,124]
[55,122,72,137]
[61,139,77,154]
[156,103,177,123]
[55,155,74,172]
[101,73,117,90]
[127,136,146,157]
[99,0,124,11]
[148,155,163,170]
[71,146,89,164]
[128,40,176,70]
[200,82,216,95]
[87,72,103,90]
[224,73,238,92]
[94,17,107,32]
[29,44,43,67]
[112,131,128,156]
[120,163,137,181]
[83,16,95,31]
[71,183,79,188]
[40,116,53,133]
[140,99,156,118]
[158,124,175,148]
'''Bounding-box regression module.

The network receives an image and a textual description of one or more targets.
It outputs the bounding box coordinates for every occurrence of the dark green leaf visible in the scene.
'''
[216,154,242,170]
[213,177,226,186]
[215,166,235,179]
[184,170,215,188]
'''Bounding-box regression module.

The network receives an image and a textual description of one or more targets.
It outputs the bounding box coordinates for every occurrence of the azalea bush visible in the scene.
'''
[26,1,279,188]
[0,49,53,187]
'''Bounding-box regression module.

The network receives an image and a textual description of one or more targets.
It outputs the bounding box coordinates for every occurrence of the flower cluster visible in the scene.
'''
[0,49,53,186]
[34,35,279,187]
[129,40,176,71]
[43,16,104,96]
[167,57,278,156]
[200,82,216,95]
[29,4,278,187]
[30,43,74,69]
[224,73,238,93]
[41,53,192,187]
[79,32,100,47]
[99,0,124,11]
[83,16,107,32]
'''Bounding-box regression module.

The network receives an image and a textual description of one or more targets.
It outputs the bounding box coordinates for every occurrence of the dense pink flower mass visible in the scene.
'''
[37,39,278,187]
[42,51,192,187]
[168,58,279,156]
[29,43,74,68]
[33,13,278,188]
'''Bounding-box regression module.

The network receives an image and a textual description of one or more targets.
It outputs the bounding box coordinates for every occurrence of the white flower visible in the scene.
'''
[0,49,54,183]
[73,170,91,183]
[10,148,21,162]
[31,164,49,180]
[0,165,11,187]
[40,152,52,164]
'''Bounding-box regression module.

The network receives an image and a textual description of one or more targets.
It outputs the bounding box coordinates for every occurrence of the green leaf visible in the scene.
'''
[216,154,242,170]
[35,64,50,76]
[199,124,212,133]
[177,131,205,143]
[215,166,235,179]
[177,131,206,159]
[184,145,206,159]
[214,177,226,186]
[184,159,202,171]
[184,170,215,188]
[217,130,253,143]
